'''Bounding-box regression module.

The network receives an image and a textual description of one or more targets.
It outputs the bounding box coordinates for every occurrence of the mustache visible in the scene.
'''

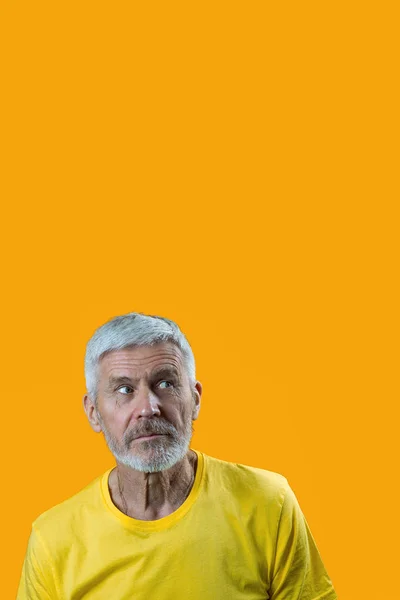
[124,419,178,446]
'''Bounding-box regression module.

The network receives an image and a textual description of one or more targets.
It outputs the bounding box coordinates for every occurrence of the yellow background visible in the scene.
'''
[2,2,398,599]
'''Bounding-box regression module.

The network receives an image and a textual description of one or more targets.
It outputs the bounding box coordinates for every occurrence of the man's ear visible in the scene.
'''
[83,393,102,433]
[192,381,202,421]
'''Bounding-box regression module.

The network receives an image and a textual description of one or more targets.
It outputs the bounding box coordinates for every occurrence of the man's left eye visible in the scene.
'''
[159,380,172,389]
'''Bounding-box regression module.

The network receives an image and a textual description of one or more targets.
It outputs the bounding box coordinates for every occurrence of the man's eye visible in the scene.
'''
[118,386,133,394]
[159,380,173,389]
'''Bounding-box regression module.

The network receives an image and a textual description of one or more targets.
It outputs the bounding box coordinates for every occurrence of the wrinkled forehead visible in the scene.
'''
[98,341,186,380]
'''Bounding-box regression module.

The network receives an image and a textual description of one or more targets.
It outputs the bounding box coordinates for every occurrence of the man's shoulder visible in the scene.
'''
[32,467,111,538]
[202,451,289,504]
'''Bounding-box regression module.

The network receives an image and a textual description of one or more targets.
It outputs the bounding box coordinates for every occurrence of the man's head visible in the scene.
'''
[83,313,202,473]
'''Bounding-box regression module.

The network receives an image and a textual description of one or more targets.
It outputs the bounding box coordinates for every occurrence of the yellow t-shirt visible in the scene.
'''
[17,450,337,599]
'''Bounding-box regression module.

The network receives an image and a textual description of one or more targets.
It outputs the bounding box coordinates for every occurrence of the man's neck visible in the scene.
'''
[108,450,198,521]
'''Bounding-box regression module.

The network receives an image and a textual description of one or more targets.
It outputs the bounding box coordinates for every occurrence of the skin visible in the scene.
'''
[83,342,202,521]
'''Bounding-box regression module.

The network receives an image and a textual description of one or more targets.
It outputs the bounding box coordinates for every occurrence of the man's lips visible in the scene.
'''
[133,433,166,441]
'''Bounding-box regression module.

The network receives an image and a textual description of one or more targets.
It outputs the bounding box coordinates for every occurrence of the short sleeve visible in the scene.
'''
[269,483,337,600]
[17,525,60,600]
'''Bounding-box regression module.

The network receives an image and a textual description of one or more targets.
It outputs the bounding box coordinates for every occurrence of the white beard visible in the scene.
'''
[97,411,194,473]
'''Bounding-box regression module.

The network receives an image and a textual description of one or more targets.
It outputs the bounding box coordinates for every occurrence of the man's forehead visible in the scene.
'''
[99,342,184,376]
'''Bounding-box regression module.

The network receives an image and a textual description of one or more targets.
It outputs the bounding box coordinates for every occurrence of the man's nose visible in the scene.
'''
[134,385,161,418]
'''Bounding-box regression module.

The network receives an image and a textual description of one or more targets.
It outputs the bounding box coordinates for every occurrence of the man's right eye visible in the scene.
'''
[118,386,133,394]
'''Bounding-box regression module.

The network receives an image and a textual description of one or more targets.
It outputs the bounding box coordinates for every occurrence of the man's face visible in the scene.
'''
[85,342,201,473]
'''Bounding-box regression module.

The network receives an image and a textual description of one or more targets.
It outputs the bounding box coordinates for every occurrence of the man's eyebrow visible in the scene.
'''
[150,366,180,379]
[107,375,136,388]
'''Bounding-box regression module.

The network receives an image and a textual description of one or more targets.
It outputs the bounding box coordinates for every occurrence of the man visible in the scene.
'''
[17,312,337,599]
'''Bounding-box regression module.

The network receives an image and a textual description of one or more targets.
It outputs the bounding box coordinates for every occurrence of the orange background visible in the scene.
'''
[2,2,399,599]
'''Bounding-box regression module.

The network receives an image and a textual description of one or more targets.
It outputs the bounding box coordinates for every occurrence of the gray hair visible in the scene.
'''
[84,312,196,401]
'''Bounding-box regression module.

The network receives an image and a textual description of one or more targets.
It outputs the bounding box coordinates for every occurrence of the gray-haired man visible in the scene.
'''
[18,312,337,600]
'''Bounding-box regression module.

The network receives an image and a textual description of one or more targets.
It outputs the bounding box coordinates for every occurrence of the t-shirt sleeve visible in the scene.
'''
[17,525,60,600]
[269,482,337,600]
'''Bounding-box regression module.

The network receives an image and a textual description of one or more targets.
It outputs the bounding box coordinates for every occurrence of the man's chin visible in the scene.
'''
[116,456,177,473]
[113,441,190,473]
